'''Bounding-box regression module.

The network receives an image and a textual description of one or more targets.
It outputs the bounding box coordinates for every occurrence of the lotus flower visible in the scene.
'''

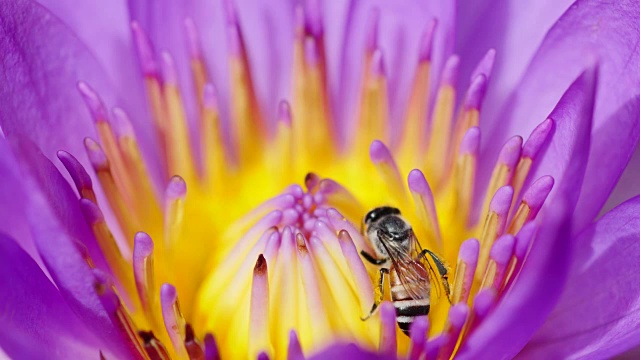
[1,0,640,359]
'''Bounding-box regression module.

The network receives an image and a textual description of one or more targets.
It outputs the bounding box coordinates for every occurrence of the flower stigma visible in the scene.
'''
[59,6,558,360]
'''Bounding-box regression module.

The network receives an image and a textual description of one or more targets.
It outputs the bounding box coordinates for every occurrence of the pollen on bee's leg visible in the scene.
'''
[379,302,397,356]
[508,176,554,234]
[408,169,442,251]
[370,140,408,205]
[477,186,513,278]
[451,238,479,304]
[438,303,469,360]
[160,283,188,358]
[407,316,429,360]
[138,330,170,360]
[93,269,147,358]
[57,151,97,202]
[479,234,515,292]
[249,254,272,358]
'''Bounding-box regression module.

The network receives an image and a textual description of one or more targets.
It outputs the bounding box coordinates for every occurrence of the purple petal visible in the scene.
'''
[307,343,385,360]
[0,137,42,269]
[0,0,134,165]
[33,0,153,147]
[8,137,141,359]
[457,197,573,359]
[601,145,640,215]
[526,66,595,212]
[522,195,640,359]
[0,233,100,358]
[480,0,640,232]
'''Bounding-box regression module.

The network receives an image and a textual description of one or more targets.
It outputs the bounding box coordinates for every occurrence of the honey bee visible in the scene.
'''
[359,206,451,336]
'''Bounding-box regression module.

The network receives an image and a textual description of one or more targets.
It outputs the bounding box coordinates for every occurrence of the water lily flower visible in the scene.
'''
[1,0,640,359]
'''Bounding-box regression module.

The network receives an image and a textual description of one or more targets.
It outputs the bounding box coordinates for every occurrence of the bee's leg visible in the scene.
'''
[420,249,452,303]
[360,250,387,265]
[361,268,389,321]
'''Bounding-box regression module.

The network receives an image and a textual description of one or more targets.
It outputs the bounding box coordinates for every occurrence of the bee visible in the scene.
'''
[359,206,451,336]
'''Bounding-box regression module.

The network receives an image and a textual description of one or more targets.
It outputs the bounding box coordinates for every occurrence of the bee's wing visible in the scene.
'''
[379,231,432,300]
[410,233,444,302]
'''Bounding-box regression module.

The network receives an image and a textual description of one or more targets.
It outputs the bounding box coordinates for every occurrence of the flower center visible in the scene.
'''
[59,7,555,360]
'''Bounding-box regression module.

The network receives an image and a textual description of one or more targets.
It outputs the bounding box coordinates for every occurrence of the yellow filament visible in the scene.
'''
[118,135,162,227]
[481,164,511,219]
[163,85,195,180]
[479,260,497,291]
[454,154,476,226]
[95,168,140,244]
[231,57,262,165]
[510,157,533,208]
[507,202,531,235]
[398,61,430,166]
[91,221,137,299]
[201,105,225,189]
[476,211,499,281]
[191,59,208,110]
[426,85,456,185]
[450,261,467,304]
[144,77,168,156]
[356,66,388,155]
[96,121,136,204]
[163,192,186,282]
[268,120,293,183]
[450,109,479,162]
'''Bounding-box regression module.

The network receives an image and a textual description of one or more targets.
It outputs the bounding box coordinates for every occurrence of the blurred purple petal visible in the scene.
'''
[601,145,640,215]
[456,0,573,121]
[8,137,140,359]
[523,195,640,359]
[479,0,640,232]
[0,233,101,359]
[326,0,454,145]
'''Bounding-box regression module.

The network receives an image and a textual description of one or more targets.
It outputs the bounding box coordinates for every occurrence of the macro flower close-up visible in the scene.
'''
[2,0,640,359]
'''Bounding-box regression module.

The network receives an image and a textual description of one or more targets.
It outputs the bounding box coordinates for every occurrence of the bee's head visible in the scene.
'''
[364,206,401,228]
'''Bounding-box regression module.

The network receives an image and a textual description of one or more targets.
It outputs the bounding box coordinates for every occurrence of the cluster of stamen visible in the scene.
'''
[51,1,561,358]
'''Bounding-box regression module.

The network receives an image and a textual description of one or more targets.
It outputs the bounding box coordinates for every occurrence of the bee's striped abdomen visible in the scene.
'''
[390,266,431,336]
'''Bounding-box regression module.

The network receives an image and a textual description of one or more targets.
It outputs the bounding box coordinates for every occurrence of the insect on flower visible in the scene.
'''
[360,206,452,336]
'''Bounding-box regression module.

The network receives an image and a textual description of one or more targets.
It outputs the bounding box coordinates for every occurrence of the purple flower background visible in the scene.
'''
[0,0,640,359]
